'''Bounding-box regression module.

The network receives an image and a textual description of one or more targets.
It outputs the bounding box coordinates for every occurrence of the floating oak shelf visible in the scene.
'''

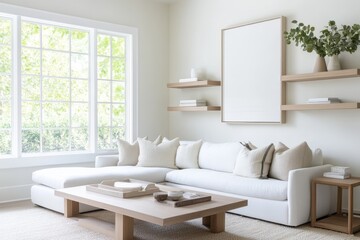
[282,69,360,82]
[167,106,221,112]
[281,102,360,111]
[167,80,221,88]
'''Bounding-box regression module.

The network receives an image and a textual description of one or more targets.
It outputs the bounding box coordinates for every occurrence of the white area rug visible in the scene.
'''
[0,201,359,240]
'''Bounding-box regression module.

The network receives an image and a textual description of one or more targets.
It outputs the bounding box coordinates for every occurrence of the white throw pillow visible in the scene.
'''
[137,137,179,168]
[269,142,313,181]
[117,139,141,166]
[233,143,275,178]
[176,140,202,169]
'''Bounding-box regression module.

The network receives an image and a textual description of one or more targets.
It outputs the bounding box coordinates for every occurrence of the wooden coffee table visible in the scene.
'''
[55,184,247,240]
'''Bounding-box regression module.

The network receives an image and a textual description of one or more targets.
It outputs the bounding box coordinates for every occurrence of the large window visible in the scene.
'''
[0,16,12,155]
[0,9,135,160]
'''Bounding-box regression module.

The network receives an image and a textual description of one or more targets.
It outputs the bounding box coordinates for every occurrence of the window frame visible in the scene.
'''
[0,3,138,169]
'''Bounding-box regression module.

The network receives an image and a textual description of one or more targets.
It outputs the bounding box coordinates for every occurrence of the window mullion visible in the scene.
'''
[12,15,21,157]
[89,29,97,152]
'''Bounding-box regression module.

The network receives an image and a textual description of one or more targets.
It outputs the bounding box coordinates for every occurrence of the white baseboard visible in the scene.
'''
[0,184,32,204]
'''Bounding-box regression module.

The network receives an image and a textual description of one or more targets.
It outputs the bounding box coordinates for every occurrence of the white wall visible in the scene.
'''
[0,0,169,202]
[168,0,360,211]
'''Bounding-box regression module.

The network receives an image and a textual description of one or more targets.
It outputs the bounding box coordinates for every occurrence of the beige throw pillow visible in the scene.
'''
[117,137,148,166]
[269,142,313,181]
[176,140,202,169]
[233,143,275,178]
[137,137,179,168]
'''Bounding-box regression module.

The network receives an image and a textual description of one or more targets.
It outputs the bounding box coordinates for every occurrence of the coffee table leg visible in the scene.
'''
[64,199,79,218]
[202,212,225,233]
[115,213,134,240]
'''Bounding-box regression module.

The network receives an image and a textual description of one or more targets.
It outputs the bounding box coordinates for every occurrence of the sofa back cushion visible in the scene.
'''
[198,142,242,173]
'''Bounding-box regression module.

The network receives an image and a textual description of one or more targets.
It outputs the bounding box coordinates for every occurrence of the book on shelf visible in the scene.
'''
[179,102,207,107]
[323,171,351,179]
[331,166,350,175]
[180,99,206,104]
[307,97,341,104]
[179,78,199,83]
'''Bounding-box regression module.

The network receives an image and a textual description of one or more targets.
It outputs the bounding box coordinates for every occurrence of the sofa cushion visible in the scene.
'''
[176,140,202,169]
[32,166,173,189]
[117,139,140,166]
[165,169,288,201]
[233,143,275,178]
[198,142,242,173]
[137,137,179,168]
[269,142,313,181]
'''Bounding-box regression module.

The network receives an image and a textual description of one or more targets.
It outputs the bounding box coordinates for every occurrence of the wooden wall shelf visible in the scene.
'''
[282,69,360,82]
[282,69,360,112]
[167,80,221,89]
[282,102,360,111]
[167,106,221,112]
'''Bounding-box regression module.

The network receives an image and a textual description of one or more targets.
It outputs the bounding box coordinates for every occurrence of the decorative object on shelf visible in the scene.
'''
[321,21,360,71]
[179,99,206,107]
[285,20,360,72]
[284,20,326,72]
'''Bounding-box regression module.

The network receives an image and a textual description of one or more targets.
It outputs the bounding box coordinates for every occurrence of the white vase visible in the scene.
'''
[313,55,327,72]
[327,55,341,71]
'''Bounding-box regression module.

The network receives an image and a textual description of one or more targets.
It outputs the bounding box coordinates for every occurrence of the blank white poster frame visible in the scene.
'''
[221,16,286,123]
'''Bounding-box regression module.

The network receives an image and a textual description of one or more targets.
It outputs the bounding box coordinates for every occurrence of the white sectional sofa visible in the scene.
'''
[31,139,335,227]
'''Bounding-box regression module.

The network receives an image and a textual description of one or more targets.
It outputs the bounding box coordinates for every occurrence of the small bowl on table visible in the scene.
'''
[167,191,184,201]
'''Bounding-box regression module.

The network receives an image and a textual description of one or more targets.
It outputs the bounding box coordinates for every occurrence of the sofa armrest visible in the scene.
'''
[95,155,119,168]
[287,164,334,226]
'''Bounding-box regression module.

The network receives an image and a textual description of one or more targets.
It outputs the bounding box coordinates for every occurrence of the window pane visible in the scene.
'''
[71,79,88,102]
[22,129,40,153]
[22,76,40,101]
[98,103,110,127]
[112,104,125,126]
[71,53,88,78]
[21,22,40,48]
[71,103,88,127]
[42,25,69,51]
[22,102,40,128]
[71,128,88,151]
[98,80,111,102]
[0,18,11,45]
[43,129,69,152]
[0,75,11,100]
[71,30,89,53]
[21,48,40,75]
[97,34,110,56]
[0,130,11,155]
[98,127,110,149]
[112,127,125,148]
[112,36,125,58]
[43,102,69,128]
[97,56,110,79]
[112,57,125,80]
[42,50,69,77]
[112,81,125,102]
[0,101,11,128]
[0,46,11,73]
[43,78,70,101]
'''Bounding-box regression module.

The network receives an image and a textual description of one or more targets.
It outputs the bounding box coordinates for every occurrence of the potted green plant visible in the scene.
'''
[284,20,327,72]
[320,21,360,70]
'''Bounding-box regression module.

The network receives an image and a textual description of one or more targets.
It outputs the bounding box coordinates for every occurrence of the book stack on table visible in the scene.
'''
[323,166,351,179]
[179,99,206,107]
[307,97,341,104]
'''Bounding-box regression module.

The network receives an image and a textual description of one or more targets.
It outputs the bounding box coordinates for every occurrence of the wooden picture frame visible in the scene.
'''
[221,16,286,123]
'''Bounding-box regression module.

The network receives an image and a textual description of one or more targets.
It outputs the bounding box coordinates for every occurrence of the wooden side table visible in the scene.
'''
[311,177,360,234]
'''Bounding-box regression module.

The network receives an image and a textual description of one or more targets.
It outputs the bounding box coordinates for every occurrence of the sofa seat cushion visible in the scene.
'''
[165,169,288,201]
[33,166,174,189]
